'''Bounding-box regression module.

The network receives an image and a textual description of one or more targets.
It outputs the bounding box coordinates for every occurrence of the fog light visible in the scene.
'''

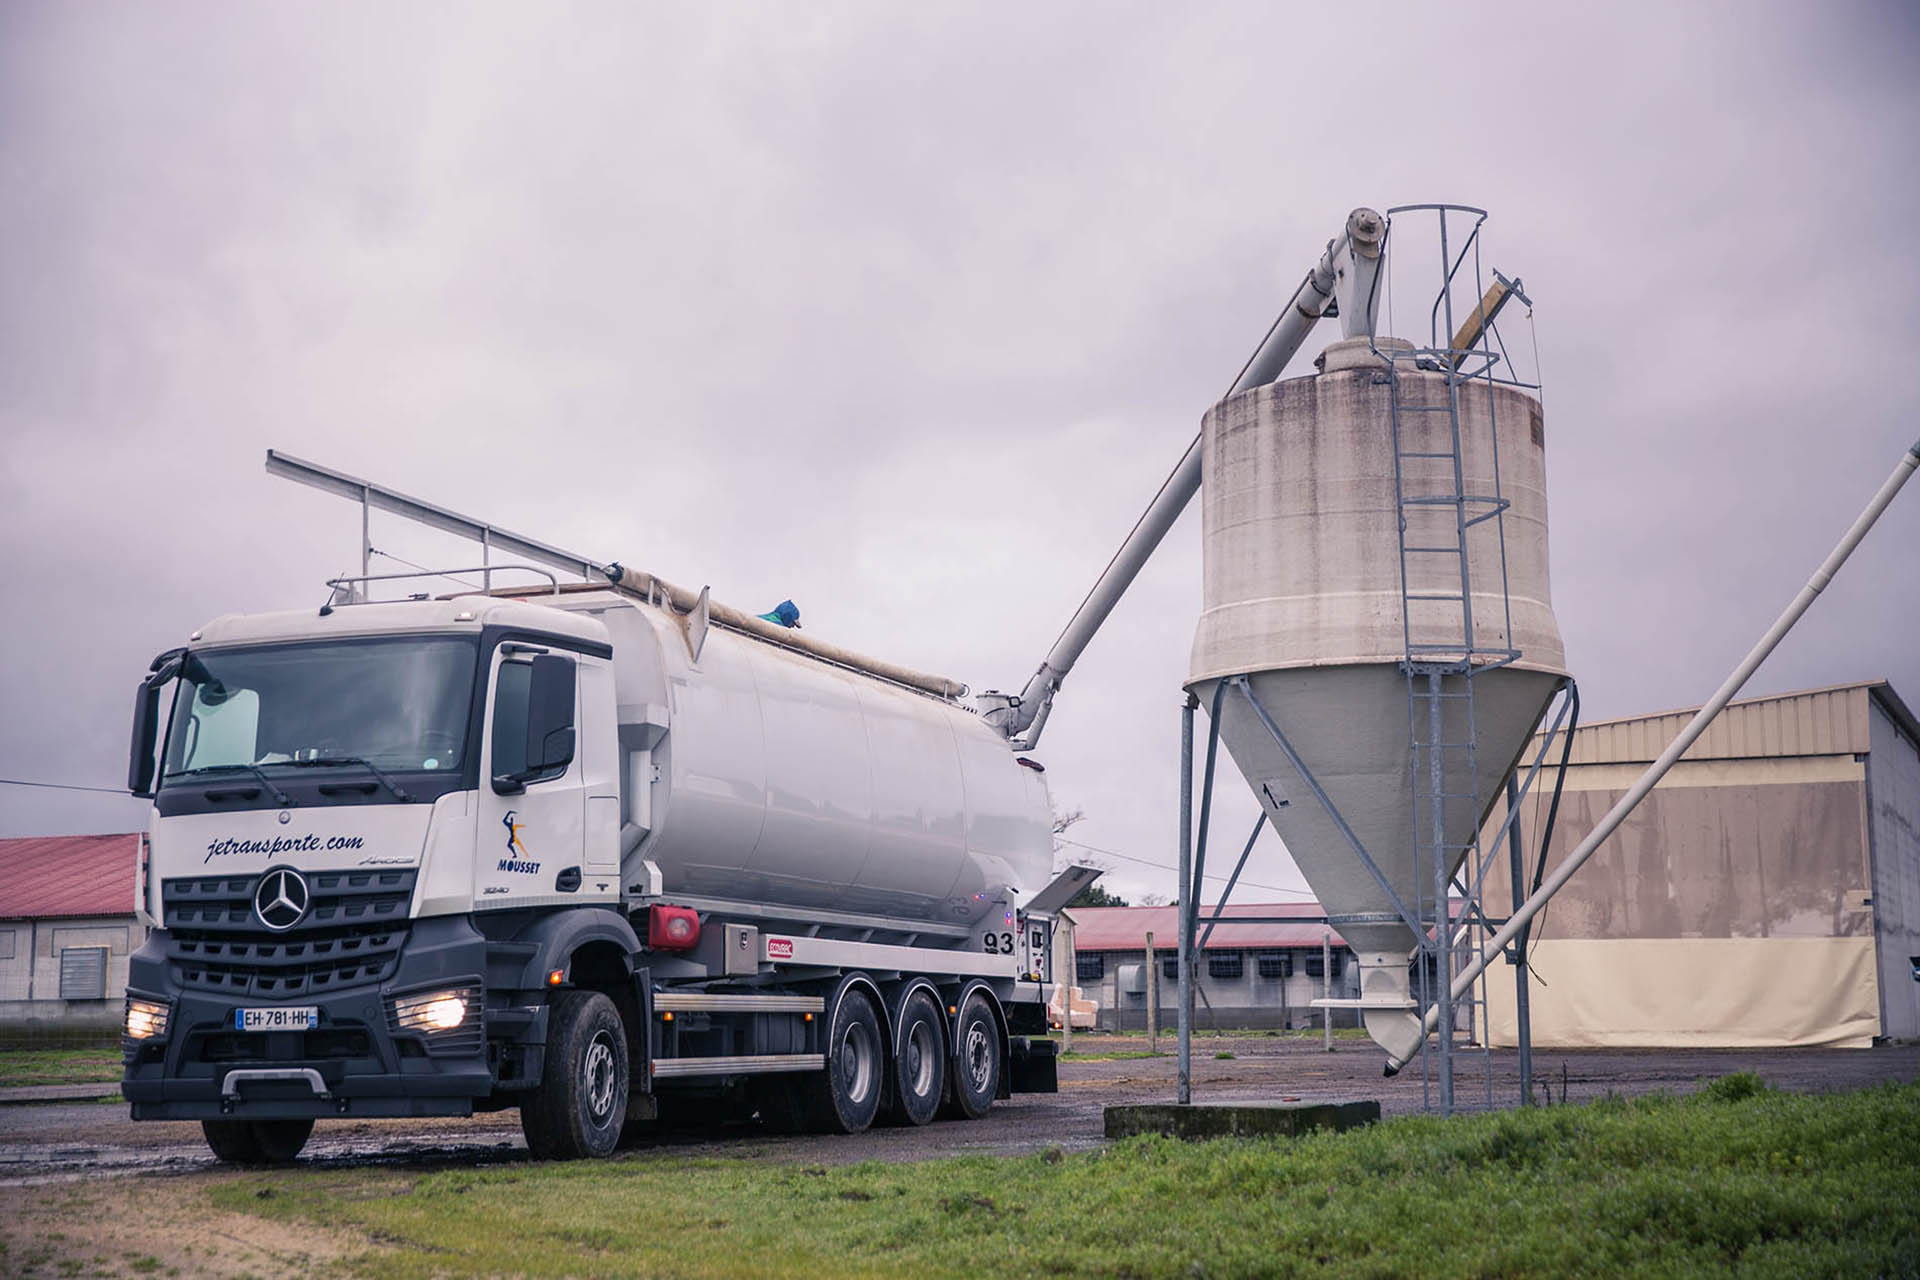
[124,997,169,1041]
[391,987,479,1034]
[422,997,466,1030]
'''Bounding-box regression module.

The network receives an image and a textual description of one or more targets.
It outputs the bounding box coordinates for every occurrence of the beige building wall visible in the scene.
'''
[0,916,147,1038]
[1484,748,1880,1049]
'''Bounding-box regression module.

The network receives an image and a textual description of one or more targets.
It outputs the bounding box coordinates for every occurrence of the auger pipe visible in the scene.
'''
[1003,208,1385,749]
[1383,435,1920,1075]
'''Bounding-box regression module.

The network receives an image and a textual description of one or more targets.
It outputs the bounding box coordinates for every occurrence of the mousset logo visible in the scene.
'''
[253,868,311,931]
[499,811,539,875]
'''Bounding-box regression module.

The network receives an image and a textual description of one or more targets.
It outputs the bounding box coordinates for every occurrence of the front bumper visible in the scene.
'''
[122,916,504,1121]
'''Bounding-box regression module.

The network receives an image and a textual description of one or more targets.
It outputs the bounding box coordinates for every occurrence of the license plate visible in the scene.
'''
[235,1006,319,1031]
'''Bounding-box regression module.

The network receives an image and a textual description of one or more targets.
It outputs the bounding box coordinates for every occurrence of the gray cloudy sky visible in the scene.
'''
[3,2,1917,905]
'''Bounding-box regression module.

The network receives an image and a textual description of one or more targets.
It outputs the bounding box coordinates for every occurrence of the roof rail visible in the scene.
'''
[322,564,558,612]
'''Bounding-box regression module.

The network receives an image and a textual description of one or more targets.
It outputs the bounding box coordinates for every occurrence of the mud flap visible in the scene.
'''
[1007,1036,1058,1094]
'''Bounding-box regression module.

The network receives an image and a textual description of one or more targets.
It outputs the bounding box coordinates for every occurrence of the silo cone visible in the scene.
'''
[1187,338,1568,1063]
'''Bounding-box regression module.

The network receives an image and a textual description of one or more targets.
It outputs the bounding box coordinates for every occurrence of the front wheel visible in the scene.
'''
[201,1117,313,1165]
[521,989,628,1160]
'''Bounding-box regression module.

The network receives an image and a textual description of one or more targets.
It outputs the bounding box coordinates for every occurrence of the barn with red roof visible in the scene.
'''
[0,833,144,1040]
[1063,900,1359,1032]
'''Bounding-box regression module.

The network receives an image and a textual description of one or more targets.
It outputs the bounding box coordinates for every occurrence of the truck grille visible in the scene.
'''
[161,869,416,998]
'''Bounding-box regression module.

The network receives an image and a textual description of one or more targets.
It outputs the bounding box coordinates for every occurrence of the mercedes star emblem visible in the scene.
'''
[253,867,311,931]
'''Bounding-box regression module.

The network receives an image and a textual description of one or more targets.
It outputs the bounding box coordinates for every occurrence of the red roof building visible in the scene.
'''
[0,834,139,921]
[1063,900,1365,1032]
[1067,901,1345,952]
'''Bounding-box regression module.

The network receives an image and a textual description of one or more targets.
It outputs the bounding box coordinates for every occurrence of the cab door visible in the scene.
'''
[474,645,586,908]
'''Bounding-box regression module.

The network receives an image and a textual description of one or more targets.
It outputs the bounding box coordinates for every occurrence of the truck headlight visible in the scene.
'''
[390,986,480,1034]
[124,997,170,1041]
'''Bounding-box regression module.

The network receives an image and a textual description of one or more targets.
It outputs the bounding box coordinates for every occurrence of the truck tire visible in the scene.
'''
[200,1118,313,1164]
[945,991,1001,1120]
[804,985,883,1134]
[521,989,628,1160]
[888,988,946,1127]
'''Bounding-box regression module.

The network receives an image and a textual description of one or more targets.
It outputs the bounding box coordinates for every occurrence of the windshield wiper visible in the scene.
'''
[164,763,293,806]
[277,757,413,803]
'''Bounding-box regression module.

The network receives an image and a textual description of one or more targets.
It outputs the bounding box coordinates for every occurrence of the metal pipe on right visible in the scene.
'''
[1383,435,1920,1075]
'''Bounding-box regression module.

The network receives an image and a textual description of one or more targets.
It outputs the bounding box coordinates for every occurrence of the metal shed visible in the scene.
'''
[1484,681,1920,1048]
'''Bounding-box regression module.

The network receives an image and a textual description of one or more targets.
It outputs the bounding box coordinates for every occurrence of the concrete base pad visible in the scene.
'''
[1104,1099,1380,1140]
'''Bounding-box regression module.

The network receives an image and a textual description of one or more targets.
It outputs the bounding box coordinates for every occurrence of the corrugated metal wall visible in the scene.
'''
[1868,700,1920,1039]
[1560,683,1875,766]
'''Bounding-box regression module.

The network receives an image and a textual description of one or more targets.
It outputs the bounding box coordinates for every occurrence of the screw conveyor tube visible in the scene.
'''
[1005,209,1385,748]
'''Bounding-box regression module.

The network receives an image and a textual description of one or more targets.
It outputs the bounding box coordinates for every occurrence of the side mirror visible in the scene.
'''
[127,681,162,797]
[492,654,576,792]
[525,655,577,775]
[127,651,185,797]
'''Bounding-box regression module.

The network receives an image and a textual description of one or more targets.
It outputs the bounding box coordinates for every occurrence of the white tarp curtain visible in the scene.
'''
[1483,757,1878,1049]
[1486,937,1878,1049]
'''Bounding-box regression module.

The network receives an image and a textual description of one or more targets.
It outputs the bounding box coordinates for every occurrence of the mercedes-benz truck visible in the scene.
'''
[122,568,1086,1161]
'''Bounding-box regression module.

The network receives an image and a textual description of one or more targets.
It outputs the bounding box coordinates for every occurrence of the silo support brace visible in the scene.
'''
[1230,675,1425,942]
[1176,696,1195,1105]
[1196,815,1272,953]
[1384,435,1920,1075]
[1455,679,1577,934]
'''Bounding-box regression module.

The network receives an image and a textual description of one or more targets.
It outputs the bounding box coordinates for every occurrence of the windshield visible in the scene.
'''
[161,637,478,779]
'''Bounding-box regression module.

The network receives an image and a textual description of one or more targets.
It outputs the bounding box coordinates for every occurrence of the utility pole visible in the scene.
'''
[1060,914,1076,1055]
[1323,931,1334,1052]
[1145,930,1158,1051]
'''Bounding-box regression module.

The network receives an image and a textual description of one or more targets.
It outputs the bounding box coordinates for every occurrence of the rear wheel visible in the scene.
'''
[200,1118,313,1165]
[889,989,946,1127]
[804,985,883,1133]
[945,991,1001,1120]
[521,989,628,1160]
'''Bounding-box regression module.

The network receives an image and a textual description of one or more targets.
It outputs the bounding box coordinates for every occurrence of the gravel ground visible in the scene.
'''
[1,1038,1913,1185]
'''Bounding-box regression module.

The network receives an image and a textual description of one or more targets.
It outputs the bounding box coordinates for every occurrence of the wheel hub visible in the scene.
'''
[584,1031,618,1121]
[965,1024,991,1091]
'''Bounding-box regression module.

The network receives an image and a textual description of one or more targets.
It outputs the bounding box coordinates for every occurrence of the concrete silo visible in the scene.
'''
[1186,320,1568,1080]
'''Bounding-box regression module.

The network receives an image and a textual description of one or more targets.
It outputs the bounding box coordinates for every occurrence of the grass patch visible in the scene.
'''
[209,1079,1920,1278]
[0,1048,122,1088]
[1058,1050,1159,1062]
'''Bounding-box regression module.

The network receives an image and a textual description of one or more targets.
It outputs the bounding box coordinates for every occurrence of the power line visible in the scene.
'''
[0,777,132,796]
[370,547,481,590]
[1053,834,1318,900]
